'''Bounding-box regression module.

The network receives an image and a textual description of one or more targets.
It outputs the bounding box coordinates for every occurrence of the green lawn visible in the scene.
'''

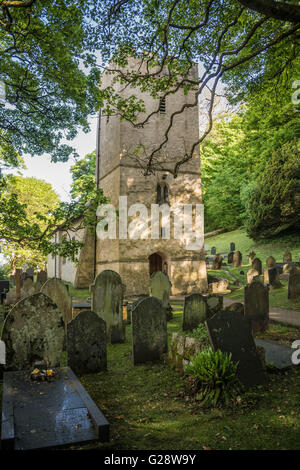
[74,307,300,450]
[205,227,300,262]
[206,227,300,311]
[1,304,300,450]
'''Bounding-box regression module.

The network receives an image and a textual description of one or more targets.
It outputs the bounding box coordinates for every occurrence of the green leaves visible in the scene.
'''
[186,347,243,408]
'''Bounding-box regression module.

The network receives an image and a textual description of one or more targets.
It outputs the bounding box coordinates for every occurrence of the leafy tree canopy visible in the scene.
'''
[70,150,96,199]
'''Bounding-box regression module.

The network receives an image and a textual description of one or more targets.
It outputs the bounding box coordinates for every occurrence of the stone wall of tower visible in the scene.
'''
[97,58,207,297]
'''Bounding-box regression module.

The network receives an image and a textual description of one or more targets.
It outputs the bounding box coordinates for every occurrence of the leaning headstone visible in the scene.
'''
[211,246,216,255]
[132,297,167,365]
[212,254,223,270]
[1,293,65,371]
[248,250,256,264]
[206,310,267,387]
[37,270,47,283]
[247,268,260,284]
[244,280,269,333]
[67,310,107,375]
[227,252,234,264]
[183,294,209,331]
[230,242,235,252]
[266,256,276,268]
[288,274,300,299]
[21,278,35,299]
[41,278,72,326]
[90,270,125,344]
[233,251,242,268]
[150,271,172,319]
[283,251,292,263]
[252,257,262,275]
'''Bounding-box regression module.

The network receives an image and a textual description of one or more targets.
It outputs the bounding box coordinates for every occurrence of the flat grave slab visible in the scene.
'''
[255,339,293,369]
[1,367,109,450]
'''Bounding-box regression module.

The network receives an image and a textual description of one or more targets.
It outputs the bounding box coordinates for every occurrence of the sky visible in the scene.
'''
[7,115,98,202]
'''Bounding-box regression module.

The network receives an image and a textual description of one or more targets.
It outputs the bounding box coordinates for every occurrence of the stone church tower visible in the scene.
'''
[96,58,207,297]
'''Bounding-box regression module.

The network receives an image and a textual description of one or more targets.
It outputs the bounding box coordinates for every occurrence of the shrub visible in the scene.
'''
[245,139,300,239]
[185,348,243,407]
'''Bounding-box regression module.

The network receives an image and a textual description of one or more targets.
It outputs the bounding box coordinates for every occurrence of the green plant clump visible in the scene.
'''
[185,348,244,408]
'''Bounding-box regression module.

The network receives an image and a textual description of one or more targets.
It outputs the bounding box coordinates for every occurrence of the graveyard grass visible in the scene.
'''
[1,305,300,449]
[36,306,299,450]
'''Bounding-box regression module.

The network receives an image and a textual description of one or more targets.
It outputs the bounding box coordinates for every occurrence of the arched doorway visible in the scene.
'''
[149,252,169,277]
[149,253,162,276]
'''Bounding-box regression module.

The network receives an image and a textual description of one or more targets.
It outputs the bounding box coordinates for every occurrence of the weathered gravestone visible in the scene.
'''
[1,293,65,371]
[67,310,107,375]
[4,288,17,306]
[244,280,269,333]
[183,294,209,331]
[211,246,216,255]
[227,252,234,264]
[247,268,260,285]
[90,270,125,344]
[265,267,282,290]
[209,278,229,293]
[150,271,172,320]
[212,254,223,270]
[266,256,276,268]
[37,270,47,283]
[25,267,34,281]
[206,310,267,387]
[230,242,235,252]
[252,258,262,275]
[131,297,167,365]
[288,274,300,299]
[41,278,72,326]
[233,251,242,268]
[283,251,292,263]
[248,251,256,265]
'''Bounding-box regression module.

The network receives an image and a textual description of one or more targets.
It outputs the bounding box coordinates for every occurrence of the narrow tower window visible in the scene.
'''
[159,97,166,114]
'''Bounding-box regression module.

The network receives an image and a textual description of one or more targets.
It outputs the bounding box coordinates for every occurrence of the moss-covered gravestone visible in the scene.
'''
[132,297,167,365]
[1,293,65,371]
[233,251,242,268]
[182,294,222,331]
[206,310,267,387]
[212,254,223,270]
[288,273,300,299]
[182,294,208,331]
[37,270,47,283]
[41,278,72,326]
[244,280,269,333]
[150,271,172,319]
[67,310,107,375]
[90,270,125,344]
